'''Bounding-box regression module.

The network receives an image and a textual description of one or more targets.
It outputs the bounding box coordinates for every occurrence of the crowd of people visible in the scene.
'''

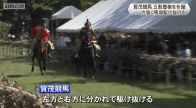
[94,33,193,59]
[7,19,194,60]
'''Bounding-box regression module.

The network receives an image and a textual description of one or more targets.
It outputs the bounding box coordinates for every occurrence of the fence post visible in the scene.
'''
[166,70,170,85]
[16,46,20,55]
[132,64,137,79]
[14,46,17,55]
[7,43,9,55]
[148,71,152,81]
[187,71,192,88]
[3,42,4,55]
[12,44,14,55]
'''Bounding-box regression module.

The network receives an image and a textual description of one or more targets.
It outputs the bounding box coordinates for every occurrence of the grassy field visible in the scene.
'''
[0,49,196,108]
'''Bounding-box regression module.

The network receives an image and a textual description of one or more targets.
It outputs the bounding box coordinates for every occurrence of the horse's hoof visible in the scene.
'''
[31,68,34,72]
[43,67,46,71]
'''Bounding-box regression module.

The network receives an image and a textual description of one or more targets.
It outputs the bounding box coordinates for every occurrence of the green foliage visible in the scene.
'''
[0,0,3,9]
[31,0,81,18]
[45,0,71,13]
[1,0,99,24]
[81,0,100,10]
[31,3,53,19]
[0,21,10,39]
[32,3,53,12]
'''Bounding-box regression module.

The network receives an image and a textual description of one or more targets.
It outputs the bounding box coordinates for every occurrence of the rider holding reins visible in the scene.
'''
[79,19,97,46]
[79,19,100,57]
[31,23,41,53]
[31,23,53,58]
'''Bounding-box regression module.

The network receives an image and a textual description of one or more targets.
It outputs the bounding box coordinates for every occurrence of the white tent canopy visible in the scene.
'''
[151,0,196,33]
[51,6,82,20]
[57,0,196,33]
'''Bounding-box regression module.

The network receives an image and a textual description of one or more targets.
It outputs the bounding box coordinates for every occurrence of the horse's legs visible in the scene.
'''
[74,57,79,74]
[43,62,46,71]
[43,59,46,71]
[92,68,95,80]
[38,60,43,75]
[89,65,95,80]
[84,66,87,78]
[76,61,79,74]
[31,57,35,72]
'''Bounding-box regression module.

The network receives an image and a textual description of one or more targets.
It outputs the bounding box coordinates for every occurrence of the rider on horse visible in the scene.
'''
[31,23,41,53]
[79,19,100,57]
[31,23,52,58]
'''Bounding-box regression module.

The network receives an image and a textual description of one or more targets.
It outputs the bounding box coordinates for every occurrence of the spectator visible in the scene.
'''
[56,35,71,48]
[98,33,107,49]
[159,40,169,54]
[176,42,191,58]
[176,45,183,57]
[182,43,191,58]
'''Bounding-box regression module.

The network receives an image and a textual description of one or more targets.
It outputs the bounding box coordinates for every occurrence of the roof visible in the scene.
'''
[57,0,195,33]
[51,6,82,20]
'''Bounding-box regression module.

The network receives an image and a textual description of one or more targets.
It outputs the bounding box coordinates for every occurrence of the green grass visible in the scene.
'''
[0,53,196,108]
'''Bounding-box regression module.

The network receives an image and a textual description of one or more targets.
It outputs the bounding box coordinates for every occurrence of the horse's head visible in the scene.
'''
[84,32,93,48]
[35,39,48,55]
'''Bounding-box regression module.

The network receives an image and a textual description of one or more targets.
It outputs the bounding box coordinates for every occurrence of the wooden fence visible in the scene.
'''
[55,48,196,88]
[0,40,31,56]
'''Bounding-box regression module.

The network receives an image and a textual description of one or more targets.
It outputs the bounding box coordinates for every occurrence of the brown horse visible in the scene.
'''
[31,39,48,75]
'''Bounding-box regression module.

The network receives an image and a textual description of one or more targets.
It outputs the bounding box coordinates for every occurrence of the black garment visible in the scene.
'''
[79,27,98,59]
[79,27,95,49]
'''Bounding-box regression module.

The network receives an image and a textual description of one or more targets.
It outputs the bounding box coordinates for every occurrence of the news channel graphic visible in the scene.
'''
[39,84,70,94]
[128,3,191,16]
[39,84,153,104]
[3,3,25,10]
[42,95,153,103]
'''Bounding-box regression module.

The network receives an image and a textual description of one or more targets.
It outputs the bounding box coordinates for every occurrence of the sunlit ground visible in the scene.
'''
[0,47,195,108]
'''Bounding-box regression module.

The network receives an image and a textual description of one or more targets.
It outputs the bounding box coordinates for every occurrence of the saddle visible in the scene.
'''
[35,39,48,53]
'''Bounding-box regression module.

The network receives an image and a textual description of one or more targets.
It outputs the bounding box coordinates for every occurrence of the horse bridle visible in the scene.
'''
[84,32,93,49]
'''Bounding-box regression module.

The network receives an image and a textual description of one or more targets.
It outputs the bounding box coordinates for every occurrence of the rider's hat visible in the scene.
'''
[85,19,91,27]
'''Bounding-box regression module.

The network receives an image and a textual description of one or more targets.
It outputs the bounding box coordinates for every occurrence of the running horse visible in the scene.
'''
[31,39,48,75]
[79,32,96,79]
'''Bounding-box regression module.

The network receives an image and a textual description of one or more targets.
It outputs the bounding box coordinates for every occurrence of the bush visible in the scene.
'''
[0,21,10,39]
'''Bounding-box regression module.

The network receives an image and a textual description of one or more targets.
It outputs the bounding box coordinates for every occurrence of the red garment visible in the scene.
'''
[41,29,50,43]
[31,25,41,39]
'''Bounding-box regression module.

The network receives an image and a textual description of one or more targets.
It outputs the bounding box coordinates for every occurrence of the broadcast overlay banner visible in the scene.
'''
[39,84,70,94]
[128,3,191,16]
[3,3,25,10]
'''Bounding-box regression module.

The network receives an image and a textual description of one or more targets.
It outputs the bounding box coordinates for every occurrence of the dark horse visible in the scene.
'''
[78,32,96,79]
[31,39,48,75]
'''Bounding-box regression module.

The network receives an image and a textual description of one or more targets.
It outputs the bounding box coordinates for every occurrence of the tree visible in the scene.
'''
[1,0,100,25]
[81,0,100,11]
[0,21,10,39]
[30,0,82,25]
